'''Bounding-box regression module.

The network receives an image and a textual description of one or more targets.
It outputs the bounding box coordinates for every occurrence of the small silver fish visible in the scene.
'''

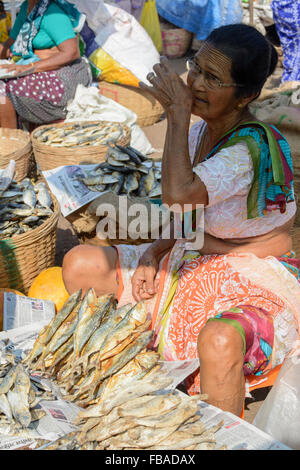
[124,172,139,195]
[148,181,162,197]
[36,186,52,208]
[23,188,37,209]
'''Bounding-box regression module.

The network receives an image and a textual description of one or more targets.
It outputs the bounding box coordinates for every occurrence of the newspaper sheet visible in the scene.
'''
[3,292,55,331]
[195,400,290,450]
[42,164,108,217]
[0,322,291,450]
[42,161,161,217]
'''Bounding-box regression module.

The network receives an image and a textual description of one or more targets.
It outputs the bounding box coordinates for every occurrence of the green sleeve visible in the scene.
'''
[9,1,27,40]
[42,4,75,46]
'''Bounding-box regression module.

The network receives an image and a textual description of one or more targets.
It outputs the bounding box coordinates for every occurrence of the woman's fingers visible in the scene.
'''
[144,266,157,295]
[132,275,144,302]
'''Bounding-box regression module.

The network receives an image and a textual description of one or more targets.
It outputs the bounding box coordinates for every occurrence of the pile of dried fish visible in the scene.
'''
[0,348,54,437]
[23,290,227,451]
[24,289,159,408]
[33,122,126,148]
[0,178,53,239]
[40,381,224,450]
[73,384,225,450]
[75,144,162,198]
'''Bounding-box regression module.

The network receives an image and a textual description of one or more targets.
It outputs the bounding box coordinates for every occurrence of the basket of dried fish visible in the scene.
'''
[98,82,164,127]
[31,121,131,171]
[0,178,61,294]
[67,144,162,245]
[75,144,162,199]
[0,128,32,182]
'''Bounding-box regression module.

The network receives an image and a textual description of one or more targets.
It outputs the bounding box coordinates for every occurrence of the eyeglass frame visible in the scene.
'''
[186,57,244,90]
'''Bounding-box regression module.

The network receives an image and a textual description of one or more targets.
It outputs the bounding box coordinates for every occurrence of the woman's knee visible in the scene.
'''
[197,320,244,366]
[62,244,118,296]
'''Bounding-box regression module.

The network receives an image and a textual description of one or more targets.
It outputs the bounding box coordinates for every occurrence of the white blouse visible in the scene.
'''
[189,120,297,239]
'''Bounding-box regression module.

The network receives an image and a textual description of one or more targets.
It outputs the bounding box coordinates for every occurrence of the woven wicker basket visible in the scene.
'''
[160,25,192,59]
[0,196,61,294]
[98,82,164,127]
[0,128,32,182]
[31,121,131,171]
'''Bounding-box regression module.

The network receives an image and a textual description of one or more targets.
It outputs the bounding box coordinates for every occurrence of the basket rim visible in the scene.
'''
[0,195,61,245]
[0,128,32,160]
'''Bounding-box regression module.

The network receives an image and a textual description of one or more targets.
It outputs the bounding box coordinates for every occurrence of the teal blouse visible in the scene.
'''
[10,0,76,50]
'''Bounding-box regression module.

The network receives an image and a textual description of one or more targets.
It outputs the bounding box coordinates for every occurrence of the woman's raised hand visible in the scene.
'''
[139,56,193,114]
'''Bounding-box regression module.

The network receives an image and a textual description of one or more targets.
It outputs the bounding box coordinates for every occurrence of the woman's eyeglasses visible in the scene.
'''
[186,58,243,90]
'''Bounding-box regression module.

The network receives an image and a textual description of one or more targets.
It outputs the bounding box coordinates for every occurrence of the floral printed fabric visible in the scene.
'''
[167,254,298,395]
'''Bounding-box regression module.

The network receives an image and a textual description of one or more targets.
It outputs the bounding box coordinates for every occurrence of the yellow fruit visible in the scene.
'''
[28,267,69,313]
[0,288,25,330]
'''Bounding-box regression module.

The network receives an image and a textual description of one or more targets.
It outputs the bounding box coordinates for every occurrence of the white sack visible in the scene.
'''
[65,84,154,155]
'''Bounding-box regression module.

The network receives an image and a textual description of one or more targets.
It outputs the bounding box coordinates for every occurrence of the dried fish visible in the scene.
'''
[33,122,126,148]
[0,176,55,239]
[0,365,16,395]
[72,144,162,198]
[0,393,13,422]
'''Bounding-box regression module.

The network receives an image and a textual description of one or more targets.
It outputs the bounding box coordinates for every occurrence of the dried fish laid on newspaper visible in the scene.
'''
[70,383,224,451]
[0,352,53,438]
[23,290,227,451]
[0,177,54,240]
[23,290,161,408]
[73,144,162,198]
[33,122,126,148]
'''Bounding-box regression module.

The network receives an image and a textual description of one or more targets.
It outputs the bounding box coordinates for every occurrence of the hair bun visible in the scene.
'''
[267,42,278,77]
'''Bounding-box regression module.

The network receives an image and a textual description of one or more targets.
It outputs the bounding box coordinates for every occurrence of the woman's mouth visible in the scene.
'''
[193,96,208,104]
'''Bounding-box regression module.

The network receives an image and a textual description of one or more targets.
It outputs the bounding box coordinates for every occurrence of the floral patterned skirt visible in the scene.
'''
[116,243,300,396]
[162,253,299,394]
[0,57,92,124]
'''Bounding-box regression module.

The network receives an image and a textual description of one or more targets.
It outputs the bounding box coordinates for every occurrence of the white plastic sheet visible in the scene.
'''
[253,355,300,450]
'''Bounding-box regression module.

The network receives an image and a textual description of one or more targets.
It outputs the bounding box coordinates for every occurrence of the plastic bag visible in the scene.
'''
[0,13,11,43]
[68,0,160,85]
[140,0,162,53]
[89,47,140,86]
[253,355,300,450]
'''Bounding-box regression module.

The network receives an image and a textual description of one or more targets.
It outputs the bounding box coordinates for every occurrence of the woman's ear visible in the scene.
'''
[239,92,260,108]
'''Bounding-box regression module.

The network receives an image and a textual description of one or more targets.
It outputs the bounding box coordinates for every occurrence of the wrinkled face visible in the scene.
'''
[187,43,241,121]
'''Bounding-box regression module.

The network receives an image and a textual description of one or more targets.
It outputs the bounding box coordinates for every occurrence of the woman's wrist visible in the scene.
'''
[143,237,175,261]
[167,104,191,122]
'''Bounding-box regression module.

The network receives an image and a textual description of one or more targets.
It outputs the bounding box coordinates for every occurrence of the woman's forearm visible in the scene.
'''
[161,109,193,204]
[33,49,79,73]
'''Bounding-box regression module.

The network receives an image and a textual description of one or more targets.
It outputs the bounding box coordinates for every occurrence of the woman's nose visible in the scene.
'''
[190,73,206,91]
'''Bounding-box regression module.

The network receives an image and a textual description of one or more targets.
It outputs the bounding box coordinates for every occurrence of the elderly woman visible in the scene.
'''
[62,24,300,417]
[0,0,92,128]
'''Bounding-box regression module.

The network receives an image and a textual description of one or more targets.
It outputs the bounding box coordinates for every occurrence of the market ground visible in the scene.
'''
[55,54,283,424]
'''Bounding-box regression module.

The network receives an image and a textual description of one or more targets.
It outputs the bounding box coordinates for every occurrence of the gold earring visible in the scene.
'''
[237,103,243,110]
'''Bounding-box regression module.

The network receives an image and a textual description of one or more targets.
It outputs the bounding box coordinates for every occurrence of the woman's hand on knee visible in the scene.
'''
[131,252,159,302]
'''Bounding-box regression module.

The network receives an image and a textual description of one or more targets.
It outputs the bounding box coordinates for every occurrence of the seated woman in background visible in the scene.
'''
[62,24,300,418]
[0,0,92,128]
